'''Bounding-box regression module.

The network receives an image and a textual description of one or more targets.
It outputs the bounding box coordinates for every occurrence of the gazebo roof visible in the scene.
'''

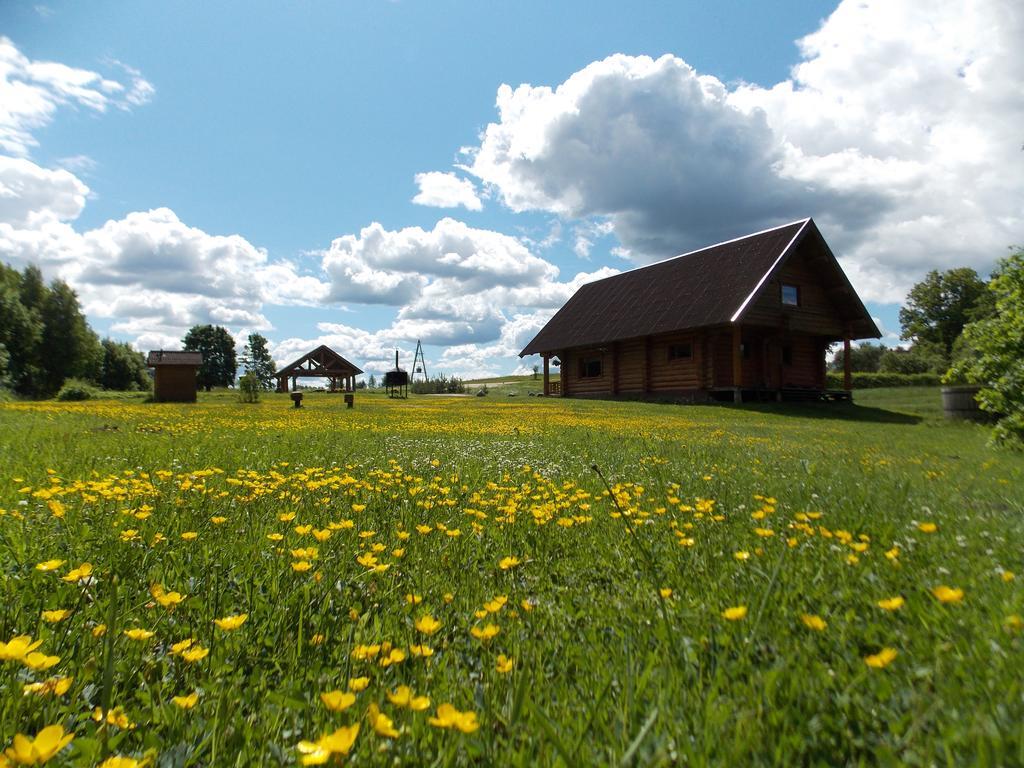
[274,345,363,378]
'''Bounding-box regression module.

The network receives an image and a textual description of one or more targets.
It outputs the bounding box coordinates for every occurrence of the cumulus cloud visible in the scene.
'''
[412,171,483,211]
[464,0,1024,303]
[0,36,155,156]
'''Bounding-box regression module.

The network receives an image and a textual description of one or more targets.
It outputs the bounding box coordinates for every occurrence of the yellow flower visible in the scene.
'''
[348,677,370,692]
[917,522,937,533]
[294,525,312,535]
[296,724,360,765]
[415,615,441,635]
[428,703,480,733]
[279,511,296,522]
[471,623,500,641]
[800,614,826,632]
[405,593,422,605]
[214,613,248,631]
[367,703,399,738]
[387,685,430,710]
[170,638,194,655]
[92,624,107,638]
[41,610,71,624]
[733,551,750,561]
[1005,615,1023,632]
[499,556,520,570]
[1001,570,1015,582]
[266,533,284,542]
[180,531,198,541]
[211,516,227,524]
[721,606,747,621]
[356,552,378,568]
[3,724,74,765]
[864,647,898,669]
[312,529,332,542]
[34,559,64,572]
[379,648,406,667]
[92,706,134,730]
[172,692,199,709]
[877,596,905,611]
[22,676,73,697]
[99,757,144,768]
[180,646,209,663]
[150,584,185,608]
[320,690,356,711]
[292,561,313,572]
[62,562,93,583]
[658,588,673,599]
[23,652,60,671]
[495,654,514,674]
[931,585,964,604]
[409,644,434,657]
[416,524,432,535]
[754,528,774,538]
[123,628,154,641]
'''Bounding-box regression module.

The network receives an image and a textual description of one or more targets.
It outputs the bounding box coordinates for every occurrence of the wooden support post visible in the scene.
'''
[610,342,619,396]
[843,326,852,391]
[560,352,568,397]
[643,336,651,394]
[732,324,743,402]
[543,355,550,396]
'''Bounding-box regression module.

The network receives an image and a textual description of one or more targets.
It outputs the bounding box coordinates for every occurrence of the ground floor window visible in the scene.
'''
[668,342,692,360]
[579,357,602,378]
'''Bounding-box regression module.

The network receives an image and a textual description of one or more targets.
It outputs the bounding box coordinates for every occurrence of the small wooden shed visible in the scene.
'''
[147,350,203,403]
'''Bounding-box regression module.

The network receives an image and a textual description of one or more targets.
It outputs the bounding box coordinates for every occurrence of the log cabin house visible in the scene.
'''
[519,218,880,402]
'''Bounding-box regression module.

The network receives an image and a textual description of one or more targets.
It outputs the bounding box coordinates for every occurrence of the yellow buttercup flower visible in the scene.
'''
[348,676,370,692]
[932,585,964,604]
[23,652,61,671]
[471,623,500,641]
[296,724,360,766]
[123,628,154,641]
[367,703,400,738]
[3,724,74,765]
[292,561,312,572]
[172,692,199,709]
[150,583,185,608]
[180,646,209,663]
[428,703,479,733]
[800,614,827,631]
[99,756,145,768]
[415,615,441,635]
[865,647,898,669]
[320,690,356,711]
[495,654,514,674]
[917,522,937,533]
[499,556,520,570]
[62,562,93,583]
[34,559,64,572]
[213,613,248,631]
[721,606,747,621]
[877,596,904,611]
[41,609,71,624]
[658,588,673,599]
[387,685,430,710]
[180,532,198,541]
[22,676,73,697]
[733,551,750,561]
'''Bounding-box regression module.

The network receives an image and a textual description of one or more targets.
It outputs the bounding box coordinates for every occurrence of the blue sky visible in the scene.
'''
[1,1,1020,377]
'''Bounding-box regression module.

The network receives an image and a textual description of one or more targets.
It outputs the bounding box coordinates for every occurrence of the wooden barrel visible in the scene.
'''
[941,385,985,421]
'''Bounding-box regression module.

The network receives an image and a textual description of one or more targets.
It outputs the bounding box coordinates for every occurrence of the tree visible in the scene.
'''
[878,342,946,375]
[0,264,44,395]
[947,250,1024,446]
[368,374,377,389]
[899,268,993,360]
[828,342,886,373]
[39,279,102,395]
[99,339,150,391]
[532,364,539,380]
[183,325,237,391]
[241,333,275,389]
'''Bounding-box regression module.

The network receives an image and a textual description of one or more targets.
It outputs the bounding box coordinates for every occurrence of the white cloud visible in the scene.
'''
[0,36,155,156]
[464,0,1024,303]
[0,155,88,227]
[412,171,483,211]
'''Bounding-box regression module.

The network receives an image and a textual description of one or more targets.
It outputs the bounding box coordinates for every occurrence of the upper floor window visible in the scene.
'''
[668,342,692,361]
[781,284,800,306]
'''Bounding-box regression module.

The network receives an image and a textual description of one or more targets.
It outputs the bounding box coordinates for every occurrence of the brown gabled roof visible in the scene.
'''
[274,345,363,378]
[519,218,879,356]
[147,350,203,367]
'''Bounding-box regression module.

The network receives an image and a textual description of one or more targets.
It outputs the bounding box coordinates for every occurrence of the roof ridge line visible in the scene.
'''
[729,218,811,323]
[580,217,811,289]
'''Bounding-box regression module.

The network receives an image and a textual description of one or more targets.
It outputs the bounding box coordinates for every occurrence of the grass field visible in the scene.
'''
[1,388,1022,766]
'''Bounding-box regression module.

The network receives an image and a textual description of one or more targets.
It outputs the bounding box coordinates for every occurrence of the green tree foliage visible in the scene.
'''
[899,267,993,360]
[947,250,1024,446]
[238,372,261,403]
[410,374,465,394]
[99,339,151,391]
[878,342,946,375]
[39,280,103,394]
[828,341,886,373]
[0,264,44,394]
[240,333,275,389]
[183,324,237,391]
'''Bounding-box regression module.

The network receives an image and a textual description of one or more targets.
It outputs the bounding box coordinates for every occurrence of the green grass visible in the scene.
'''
[0,388,1021,765]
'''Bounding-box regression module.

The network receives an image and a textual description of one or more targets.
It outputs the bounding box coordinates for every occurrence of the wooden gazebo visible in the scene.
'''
[274,345,362,393]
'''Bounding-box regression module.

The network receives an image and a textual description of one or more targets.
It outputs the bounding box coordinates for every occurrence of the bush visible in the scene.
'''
[411,375,466,395]
[56,378,98,401]
[825,372,942,389]
[238,373,261,403]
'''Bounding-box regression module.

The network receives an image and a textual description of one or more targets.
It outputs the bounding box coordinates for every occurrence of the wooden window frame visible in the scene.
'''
[579,356,603,379]
[781,283,800,307]
[667,342,693,361]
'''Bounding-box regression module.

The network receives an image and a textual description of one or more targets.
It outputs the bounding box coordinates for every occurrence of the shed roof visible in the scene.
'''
[520,218,879,356]
[147,350,203,367]
[274,345,363,378]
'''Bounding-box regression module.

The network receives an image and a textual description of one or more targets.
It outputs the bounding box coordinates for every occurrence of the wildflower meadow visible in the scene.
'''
[1,389,1022,766]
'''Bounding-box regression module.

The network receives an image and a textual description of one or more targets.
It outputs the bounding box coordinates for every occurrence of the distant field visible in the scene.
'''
[1,388,1021,765]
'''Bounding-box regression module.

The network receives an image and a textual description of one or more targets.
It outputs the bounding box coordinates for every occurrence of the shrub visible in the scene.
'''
[238,373,261,403]
[56,378,98,401]
[825,372,942,389]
